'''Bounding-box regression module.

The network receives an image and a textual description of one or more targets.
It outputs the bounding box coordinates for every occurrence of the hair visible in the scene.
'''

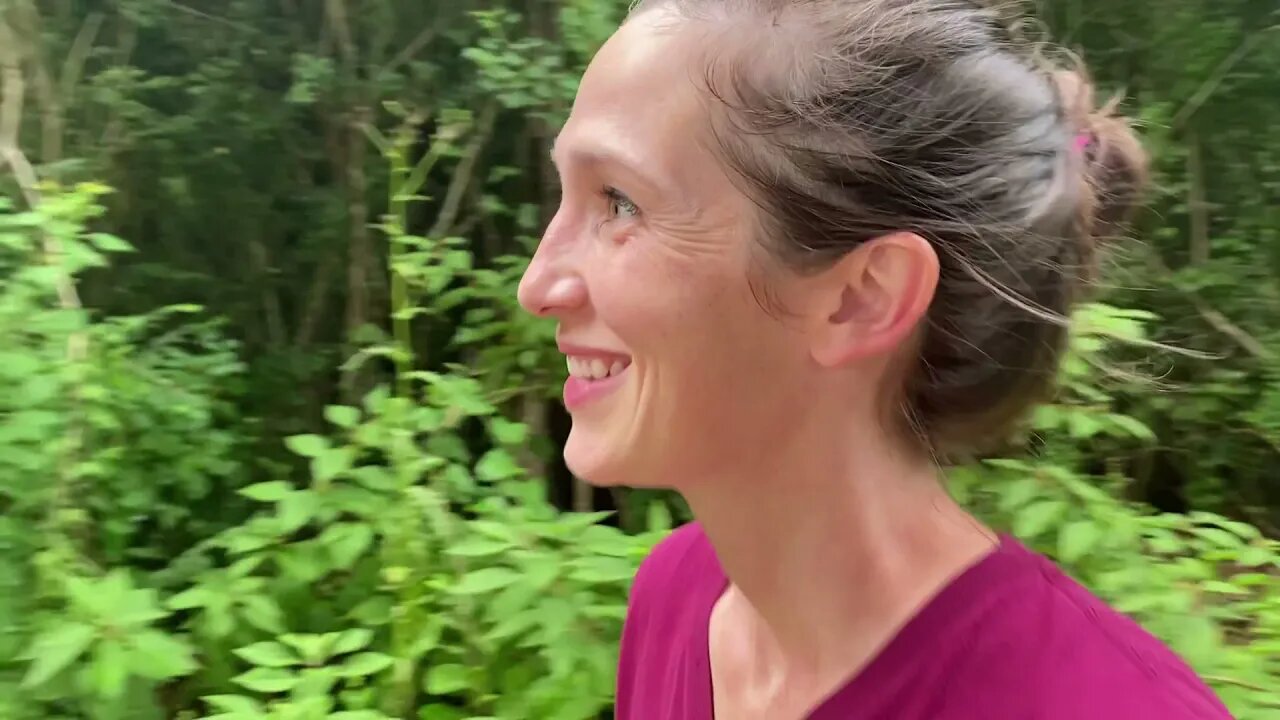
[630,0,1150,462]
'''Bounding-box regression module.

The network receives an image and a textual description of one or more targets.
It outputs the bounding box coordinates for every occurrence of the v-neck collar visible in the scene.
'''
[691,533,1030,719]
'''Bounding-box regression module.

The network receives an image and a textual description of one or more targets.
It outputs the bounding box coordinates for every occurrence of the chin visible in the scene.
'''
[563,429,623,487]
[562,425,656,489]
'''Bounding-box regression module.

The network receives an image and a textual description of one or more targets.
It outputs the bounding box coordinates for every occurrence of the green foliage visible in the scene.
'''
[0,184,245,719]
[176,381,665,719]
[2,1,1279,719]
[22,570,197,700]
[952,303,1280,719]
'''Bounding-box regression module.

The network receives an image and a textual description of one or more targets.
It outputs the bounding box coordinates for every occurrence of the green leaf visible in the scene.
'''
[449,567,520,595]
[90,639,128,699]
[331,628,373,656]
[1238,546,1273,567]
[419,705,466,720]
[22,621,96,687]
[239,595,285,634]
[1193,527,1243,549]
[285,433,329,458]
[469,520,520,543]
[647,501,672,533]
[233,641,298,668]
[203,695,266,713]
[1171,616,1221,664]
[87,232,134,252]
[277,490,319,534]
[424,663,469,694]
[488,417,529,445]
[325,405,361,429]
[485,609,541,643]
[313,446,353,484]
[322,522,375,568]
[127,629,198,679]
[233,667,299,694]
[338,652,394,678]
[167,585,212,610]
[281,633,331,665]
[1012,500,1067,538]
[1215,519,1261,541]
[66,574,111,618]
[553,511,616,534]
[239,481,293,502]
[1057,520,1101,563]
[475,449,522,481]
[569,555,637,584]
[1203,580,1246,596]
[277,540,329,584]
[1066,412,1104,439]
[444,538,515,558]
[350,465,398,491]
[1106,414,1155,441]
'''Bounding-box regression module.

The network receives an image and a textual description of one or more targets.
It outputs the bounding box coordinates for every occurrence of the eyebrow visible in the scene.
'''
[549,135,666,194]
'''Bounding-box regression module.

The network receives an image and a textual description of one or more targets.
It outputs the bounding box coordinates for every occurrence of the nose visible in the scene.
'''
[517,213,588,318]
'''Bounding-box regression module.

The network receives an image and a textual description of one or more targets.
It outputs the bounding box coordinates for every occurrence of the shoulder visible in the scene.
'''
[626,521,723,623]
[635,521,718,584]
[942,540,1232,720]
[616,523,725,715]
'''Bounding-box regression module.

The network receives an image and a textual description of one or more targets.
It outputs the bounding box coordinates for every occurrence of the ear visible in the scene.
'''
[809,232,939,368]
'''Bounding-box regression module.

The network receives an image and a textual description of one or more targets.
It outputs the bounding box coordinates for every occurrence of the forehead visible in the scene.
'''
[554,10,713,177]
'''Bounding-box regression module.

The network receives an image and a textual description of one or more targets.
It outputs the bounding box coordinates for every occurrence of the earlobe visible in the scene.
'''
[811,232,939,368]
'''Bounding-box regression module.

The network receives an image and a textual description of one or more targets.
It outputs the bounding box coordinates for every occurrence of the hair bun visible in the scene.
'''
[1054,69,1150,247]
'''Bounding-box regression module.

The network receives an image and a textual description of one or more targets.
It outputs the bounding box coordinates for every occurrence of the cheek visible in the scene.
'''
[574,241,811,484]
[593,243,752,357]
[602,244,798,415]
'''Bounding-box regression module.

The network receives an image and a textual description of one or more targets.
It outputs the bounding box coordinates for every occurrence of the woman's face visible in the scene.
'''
[517,11,828,488]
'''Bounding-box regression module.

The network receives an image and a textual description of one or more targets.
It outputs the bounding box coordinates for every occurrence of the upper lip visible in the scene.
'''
[557,340,631,361]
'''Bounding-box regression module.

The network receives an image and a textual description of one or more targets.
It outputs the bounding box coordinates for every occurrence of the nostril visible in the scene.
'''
[537,276,588,317]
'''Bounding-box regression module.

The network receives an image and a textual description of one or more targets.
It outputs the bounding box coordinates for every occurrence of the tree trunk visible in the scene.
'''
[341,104,372,404]
[1187,131,1210,266]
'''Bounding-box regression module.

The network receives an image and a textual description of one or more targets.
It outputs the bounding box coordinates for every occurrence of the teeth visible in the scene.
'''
[566,356,631,380]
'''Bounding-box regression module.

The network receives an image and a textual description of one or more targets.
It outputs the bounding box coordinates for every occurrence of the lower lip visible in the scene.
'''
[563,368,628,410]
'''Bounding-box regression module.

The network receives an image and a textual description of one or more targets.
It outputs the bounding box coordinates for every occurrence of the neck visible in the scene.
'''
[681,416,997,670]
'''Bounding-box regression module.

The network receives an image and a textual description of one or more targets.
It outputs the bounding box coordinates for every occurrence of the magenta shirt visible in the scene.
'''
[616,523,1233,720]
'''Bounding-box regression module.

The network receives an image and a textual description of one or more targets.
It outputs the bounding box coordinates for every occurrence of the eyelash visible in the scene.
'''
[601,186,640,221]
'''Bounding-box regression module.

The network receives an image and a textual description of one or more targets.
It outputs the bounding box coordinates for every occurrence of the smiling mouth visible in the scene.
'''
[566,355,632,381]
[562,355,632,410]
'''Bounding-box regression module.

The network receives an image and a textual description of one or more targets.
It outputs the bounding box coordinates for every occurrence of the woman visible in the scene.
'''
[517,0,1233,718]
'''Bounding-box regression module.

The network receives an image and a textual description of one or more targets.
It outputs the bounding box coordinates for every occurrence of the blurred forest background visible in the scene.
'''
[0,0,1278,718]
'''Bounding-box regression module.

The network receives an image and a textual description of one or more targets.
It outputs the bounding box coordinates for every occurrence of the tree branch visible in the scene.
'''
[1146,252,1272,360]
[164,1,257,34]
[248,236,288,347]
[1,15,83,317]
[427,101,498,240]
[1193,305,1272,360]
[1186,131,1209,266]
[0,16,35,195]
[60,11,103,107]
[325,0,357,68]
[1,15,90,569]
[381,25,438,76]
[1172,24,1279,130]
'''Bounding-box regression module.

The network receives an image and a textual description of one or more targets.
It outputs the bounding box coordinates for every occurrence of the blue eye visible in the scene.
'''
[603,186,639,219]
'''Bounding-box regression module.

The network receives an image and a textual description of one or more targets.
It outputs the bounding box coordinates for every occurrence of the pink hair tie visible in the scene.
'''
[1073,131,1093,153]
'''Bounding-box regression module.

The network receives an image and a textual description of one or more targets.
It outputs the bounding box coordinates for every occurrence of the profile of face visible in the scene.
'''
[516,10,938,489]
